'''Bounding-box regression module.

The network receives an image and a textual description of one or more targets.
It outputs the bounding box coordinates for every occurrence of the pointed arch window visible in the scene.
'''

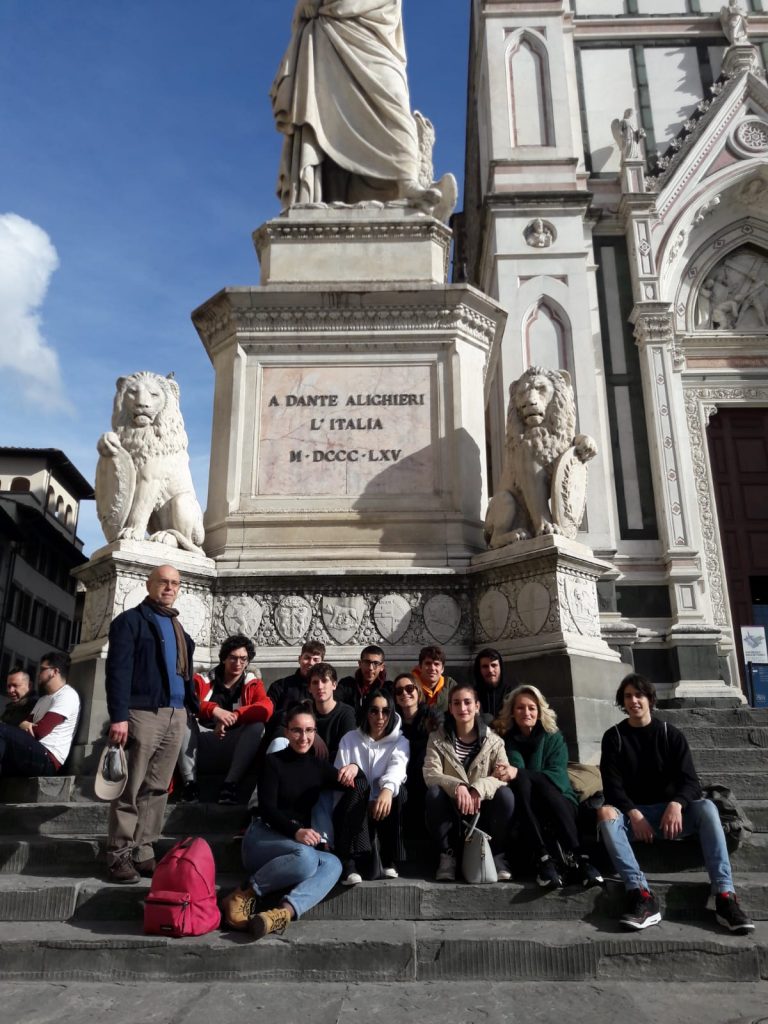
[523,299,572,375]
[507,32,553,147]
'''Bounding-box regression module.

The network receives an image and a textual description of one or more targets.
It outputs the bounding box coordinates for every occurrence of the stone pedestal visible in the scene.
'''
[67,541,216,772]
[192,207,507,570]
[471,535,626,762]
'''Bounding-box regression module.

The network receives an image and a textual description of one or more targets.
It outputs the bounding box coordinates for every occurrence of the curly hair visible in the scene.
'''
[492,684,558,736]
[218,634,255,664]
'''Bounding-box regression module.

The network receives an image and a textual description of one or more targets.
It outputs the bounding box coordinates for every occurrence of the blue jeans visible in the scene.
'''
[599,799,734,894]
[242,819,341,918]
[0,724,57,777]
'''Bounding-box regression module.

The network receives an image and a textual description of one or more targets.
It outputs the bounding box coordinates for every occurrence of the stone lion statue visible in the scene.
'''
[484,367,597,549]
[95,372,205,553]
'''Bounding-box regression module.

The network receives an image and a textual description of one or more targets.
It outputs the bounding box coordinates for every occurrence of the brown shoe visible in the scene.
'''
[108,859,140,884]
[249,907,292,940]
[134,857,156,877]
[222,884,259,931]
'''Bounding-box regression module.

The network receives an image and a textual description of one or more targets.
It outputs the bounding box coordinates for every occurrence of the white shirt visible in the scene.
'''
[32,684,81,766]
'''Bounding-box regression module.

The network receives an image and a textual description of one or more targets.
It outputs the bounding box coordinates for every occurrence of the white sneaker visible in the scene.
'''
[494,854,512,881]
[436,852,456,881]
[343,871,362,886]
[383,866,399,879]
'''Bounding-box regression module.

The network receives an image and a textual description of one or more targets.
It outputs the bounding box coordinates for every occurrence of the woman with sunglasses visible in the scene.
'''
[423,684,515,882]
[333,688,409,885]
[393,672,438,839]
[223,701,348,939]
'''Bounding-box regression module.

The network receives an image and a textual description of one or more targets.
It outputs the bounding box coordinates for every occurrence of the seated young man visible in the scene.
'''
[472,648,514,722]
[177,634,273,805]
[337,645,390,722]
[597,673,753,934]
[308,663,356,762]
[0,653,80,776]
[412,645,456,714]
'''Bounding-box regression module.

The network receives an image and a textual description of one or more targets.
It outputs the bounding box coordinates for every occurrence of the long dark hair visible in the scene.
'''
[360,687,396,737]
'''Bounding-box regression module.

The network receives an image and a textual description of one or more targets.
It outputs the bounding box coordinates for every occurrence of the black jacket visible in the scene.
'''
[106,600,196,723]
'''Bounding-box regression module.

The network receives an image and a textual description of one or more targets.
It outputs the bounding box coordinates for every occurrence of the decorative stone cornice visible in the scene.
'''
[193,298,501,351]
[253,218,451,253]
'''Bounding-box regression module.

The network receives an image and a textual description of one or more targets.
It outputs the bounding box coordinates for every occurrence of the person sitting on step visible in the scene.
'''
[393,672,438,841]
[333,688,409,885]
[597,673,754,934]
[222,701,347,939]
[2,668,37,728]
[336,644,391,723]
[412,645,456,714]
[491,684,603,890]
[0,653,80,777]
[422,684,515,882]
[177,635,273,805]
[472,647,515,722]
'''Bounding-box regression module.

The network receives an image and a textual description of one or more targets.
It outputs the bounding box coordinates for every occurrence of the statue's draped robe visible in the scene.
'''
[271,0,419,206]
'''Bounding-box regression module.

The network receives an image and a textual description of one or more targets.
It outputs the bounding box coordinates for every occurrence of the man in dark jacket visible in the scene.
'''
[472,648,514,722]
[2,669,36,727]
[597,673,753,934]
[105,564,196,884]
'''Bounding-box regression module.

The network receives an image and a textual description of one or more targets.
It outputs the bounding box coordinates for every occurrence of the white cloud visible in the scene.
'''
[0,213,70,408]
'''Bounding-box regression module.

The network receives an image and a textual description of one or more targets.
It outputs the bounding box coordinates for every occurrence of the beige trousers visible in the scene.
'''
[107,707,186,865]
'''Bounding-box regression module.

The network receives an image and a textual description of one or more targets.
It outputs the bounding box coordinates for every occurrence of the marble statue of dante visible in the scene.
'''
[271,0,438,208]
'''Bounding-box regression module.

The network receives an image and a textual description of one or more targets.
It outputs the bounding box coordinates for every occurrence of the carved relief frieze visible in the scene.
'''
[373,594,412,644]
[81,574,115,643]
[321,596,367,644]
[693,245,768,332]
[649,346,688,546]
[175,591,211,646]
[274,596,314,644]
[684,384,768,629]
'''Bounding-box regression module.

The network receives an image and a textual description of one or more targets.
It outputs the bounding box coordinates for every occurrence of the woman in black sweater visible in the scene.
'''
[223,702,349,939]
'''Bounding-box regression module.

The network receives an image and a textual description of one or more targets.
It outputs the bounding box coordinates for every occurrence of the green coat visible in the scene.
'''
[504,728,578,806]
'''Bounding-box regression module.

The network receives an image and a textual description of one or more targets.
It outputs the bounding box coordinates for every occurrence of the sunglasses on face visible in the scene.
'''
[368,707,389,717]
[395,684,417,696]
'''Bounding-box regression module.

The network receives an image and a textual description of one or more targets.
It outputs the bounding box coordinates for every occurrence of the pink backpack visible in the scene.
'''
[144,837,221,937]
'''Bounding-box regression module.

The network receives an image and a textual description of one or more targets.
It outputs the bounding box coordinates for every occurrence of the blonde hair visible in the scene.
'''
[492,685,558,736]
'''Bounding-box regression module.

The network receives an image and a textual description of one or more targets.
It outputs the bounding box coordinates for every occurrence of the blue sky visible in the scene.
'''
[0,0,469,555]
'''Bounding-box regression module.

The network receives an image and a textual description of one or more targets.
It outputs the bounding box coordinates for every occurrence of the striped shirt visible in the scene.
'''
[453,732,480,768]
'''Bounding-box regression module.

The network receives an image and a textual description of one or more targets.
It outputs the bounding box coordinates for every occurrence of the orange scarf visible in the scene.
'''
[414,668,444,706]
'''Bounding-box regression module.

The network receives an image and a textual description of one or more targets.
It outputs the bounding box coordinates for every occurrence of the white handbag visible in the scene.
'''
[462,812,498,884]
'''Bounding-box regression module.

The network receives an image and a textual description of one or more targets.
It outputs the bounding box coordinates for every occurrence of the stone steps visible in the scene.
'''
[1,871,767,925]
[0,919,765,983]
[656,707,768,727]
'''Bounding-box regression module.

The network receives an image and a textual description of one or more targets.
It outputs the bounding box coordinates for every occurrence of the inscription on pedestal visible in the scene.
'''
[258,365,433,496]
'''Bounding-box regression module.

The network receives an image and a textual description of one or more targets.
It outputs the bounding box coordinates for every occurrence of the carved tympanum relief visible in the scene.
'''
[695,246,768,331]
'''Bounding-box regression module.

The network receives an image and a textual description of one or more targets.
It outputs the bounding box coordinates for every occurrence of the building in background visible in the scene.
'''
[457,0,768,695]
[0,448,94,679]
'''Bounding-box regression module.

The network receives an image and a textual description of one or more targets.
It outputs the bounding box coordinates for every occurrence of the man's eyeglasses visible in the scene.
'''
[361,659,383,668]
[395,684,417,697]
[367,707,389,717]
[226,655,249,663]
[288,727,316,736]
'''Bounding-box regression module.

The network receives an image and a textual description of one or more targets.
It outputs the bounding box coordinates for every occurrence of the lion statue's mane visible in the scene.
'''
[484,366,597,548]
[95,371,205,553]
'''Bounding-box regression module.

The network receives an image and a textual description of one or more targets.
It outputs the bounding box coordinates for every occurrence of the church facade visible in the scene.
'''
[458,0,768,696]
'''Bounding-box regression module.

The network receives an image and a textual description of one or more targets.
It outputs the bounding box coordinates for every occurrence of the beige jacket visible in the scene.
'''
[423,719,509,802]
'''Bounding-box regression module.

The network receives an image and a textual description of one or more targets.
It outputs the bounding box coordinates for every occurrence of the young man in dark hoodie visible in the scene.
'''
[473,648,514,722]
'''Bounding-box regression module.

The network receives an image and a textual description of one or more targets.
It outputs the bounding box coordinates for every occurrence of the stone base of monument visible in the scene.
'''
[192,207,507,569]
[67,541,216,772]
[471,535,627,762]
